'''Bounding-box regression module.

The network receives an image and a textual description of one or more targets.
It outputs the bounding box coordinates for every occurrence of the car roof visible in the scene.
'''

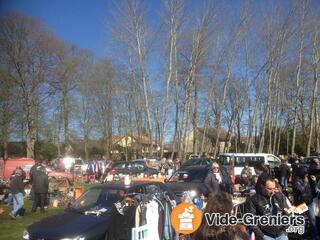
[180,165,210,171]
[91,181,162,190]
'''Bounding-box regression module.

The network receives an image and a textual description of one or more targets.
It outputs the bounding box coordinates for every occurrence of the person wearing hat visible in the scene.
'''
[9,168,25,219]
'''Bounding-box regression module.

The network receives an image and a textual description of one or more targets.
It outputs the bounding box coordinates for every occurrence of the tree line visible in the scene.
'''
[0,0,320,161]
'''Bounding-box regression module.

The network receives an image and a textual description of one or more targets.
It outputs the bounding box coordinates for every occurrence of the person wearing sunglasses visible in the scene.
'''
[204,162,232,197]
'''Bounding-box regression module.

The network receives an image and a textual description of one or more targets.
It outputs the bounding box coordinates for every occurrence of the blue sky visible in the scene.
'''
[0,0,166,60]
[0,0,115,59]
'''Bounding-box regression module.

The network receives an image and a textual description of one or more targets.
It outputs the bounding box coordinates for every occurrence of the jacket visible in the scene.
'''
[245,192,290,240]
[292,166,313,205]
[32,171,49,194]
[10,175,25,194]
[204,168,233,196]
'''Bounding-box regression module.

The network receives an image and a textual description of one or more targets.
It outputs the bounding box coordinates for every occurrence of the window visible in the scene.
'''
[114,163,126,170]
[220,155,231,165]
[133,163,145,170]
[235,156,246,167]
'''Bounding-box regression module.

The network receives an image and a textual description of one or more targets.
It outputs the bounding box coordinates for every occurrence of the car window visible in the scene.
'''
[113,163,126,170]
[72,188,102,209]
[219,155,231,165]
[184,159,201,165]
[267,155,275,163]
[133,162,145,170]
[169,169,208,182]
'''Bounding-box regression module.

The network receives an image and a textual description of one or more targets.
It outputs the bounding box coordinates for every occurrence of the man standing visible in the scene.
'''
[9,168,25,219]
[292,166,319,240]
[31,167,49,213]
[278,160,290,191]
[245,177,290,240]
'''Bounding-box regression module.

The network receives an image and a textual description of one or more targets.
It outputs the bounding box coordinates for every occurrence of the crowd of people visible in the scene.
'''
[2,154,320,240]
[193,156,320,240]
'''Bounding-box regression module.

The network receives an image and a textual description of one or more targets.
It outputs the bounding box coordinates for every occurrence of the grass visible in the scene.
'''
[0,183,99,240]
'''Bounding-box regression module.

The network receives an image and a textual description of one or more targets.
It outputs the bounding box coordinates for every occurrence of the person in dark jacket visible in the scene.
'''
[9,168,25,219]
[308,158,320,197]
[292,166,319,240]
[278,160,290,191]
[204,162,232,196]
[254,163,271,195]
[31,167,49,213]
[245,177,290,240]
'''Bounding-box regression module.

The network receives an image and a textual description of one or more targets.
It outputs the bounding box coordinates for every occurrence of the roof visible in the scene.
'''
[196,127,230,141]
[91,181,163,190]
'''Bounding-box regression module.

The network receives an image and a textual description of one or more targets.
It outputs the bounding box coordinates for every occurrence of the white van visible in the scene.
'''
[218,153,281,176]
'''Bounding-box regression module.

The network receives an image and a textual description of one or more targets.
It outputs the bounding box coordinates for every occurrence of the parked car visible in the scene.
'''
[181,158,215,167]
[218,153,281,176]
[165,165,211,199]
[23,182,177,240]
[107,160,159,176]
[300,156,319,169]
[132,158,160,170]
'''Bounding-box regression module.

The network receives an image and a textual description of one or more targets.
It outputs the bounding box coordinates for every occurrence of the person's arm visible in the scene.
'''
[316,179,320,193]
[245,197,265,240]
[204,174,215,194]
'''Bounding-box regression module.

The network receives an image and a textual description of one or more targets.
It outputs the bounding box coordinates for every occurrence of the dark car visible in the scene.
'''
[181,158,215,167]
[165,165,211,199]
[165,165,232,199]
[108,160,159,176]
[300,156,319,169]
[23,182,177,240]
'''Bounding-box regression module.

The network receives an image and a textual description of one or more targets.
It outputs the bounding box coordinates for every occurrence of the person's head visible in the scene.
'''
[296,166,308,178]
[15,168,23,176]
[195,193,247,240]
[244,163,249,168]
[252,175,258,184]
[204,192,233,214]
[211,162,220,173]
[310,158,320,170]
[254,163,268,176]
[262,177,276,197]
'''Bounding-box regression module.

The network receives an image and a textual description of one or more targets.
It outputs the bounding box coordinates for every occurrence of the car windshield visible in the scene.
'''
[70,188,125,211]
[169,169,208,182]
[184,159,201,166]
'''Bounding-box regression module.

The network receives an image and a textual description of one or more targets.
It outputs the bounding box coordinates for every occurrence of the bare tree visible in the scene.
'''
[306,21,320,156]
[0,13,59,158]
[110,0,154,156]
[160,0,184,157]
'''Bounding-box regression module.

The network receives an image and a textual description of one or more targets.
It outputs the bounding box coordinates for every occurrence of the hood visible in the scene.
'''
[165,182,208,196]
[296,166,308,178]
[27,211,110,239]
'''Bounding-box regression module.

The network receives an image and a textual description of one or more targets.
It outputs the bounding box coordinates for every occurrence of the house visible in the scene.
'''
[110,135,160,155]
[185,127,231,155]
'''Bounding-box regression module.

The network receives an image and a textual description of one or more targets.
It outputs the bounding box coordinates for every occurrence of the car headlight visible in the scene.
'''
[60,236,85,240]
[22,230,29,240]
